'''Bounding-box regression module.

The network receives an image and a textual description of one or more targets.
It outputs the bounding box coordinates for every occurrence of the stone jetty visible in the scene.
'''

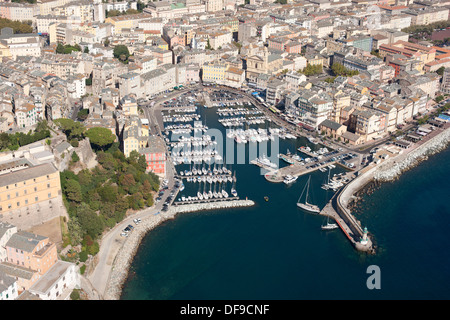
[103,199,254,300]
[374,126,450,182]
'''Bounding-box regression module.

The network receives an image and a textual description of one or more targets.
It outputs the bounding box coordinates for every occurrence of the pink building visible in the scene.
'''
[185,64,200,83]
[5,231,57,276]
[285,42,302,54]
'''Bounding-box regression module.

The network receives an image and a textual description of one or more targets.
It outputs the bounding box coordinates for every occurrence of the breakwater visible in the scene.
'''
[374,127,450,182]
[103,199,254,300]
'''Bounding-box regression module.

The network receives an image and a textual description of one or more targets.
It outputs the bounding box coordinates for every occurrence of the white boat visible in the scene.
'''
[321,221,338,230]
[283,175,298,185]
[297,176,320,213]
[321,214,338,230]
[307,137,318,145]
[255,155,278,169]
[197,192,203,200]
[231,187,237,197]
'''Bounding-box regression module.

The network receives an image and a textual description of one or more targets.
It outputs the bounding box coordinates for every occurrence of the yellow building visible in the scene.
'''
[122,116,149,158]
[0,161,61,216]
[202,61,226,82]
[105,13,152,34]
[0,41,12,59]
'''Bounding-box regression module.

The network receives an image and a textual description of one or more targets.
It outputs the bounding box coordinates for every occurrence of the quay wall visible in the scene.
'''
[373,127,450,182]
[103,199,255,300]
[333,126,450,252]
[335,166,377,252]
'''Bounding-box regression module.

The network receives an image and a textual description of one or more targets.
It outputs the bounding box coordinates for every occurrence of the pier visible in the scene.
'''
[319,169,375,253]
[173,196,240,206]
[168,199,255,215]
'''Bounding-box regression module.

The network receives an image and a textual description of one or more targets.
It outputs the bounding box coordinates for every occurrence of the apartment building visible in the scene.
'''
[0,222,17,262]
[403,6,449,25]
[0,2,38,22]
[0,160,62,229]
[5,231,57,276]
[0,271,18,300]
[0,28,41,60]
[15,103,38,128]
[28,260,79,300]
[139,135,167,177]
[441,68,450,94]
[105,13,152,34]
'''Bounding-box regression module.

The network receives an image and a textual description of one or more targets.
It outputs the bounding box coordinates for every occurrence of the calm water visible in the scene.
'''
[120,105,450,300]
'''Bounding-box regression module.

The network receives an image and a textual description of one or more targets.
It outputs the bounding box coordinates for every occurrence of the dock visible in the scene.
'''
[174,196,240,206]
[250,159,278,171]
[264,149,354,183]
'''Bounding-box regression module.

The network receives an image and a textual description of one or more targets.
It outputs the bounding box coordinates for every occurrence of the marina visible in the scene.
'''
[156,87,374,256]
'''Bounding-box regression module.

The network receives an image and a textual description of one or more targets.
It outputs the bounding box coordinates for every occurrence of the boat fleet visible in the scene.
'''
[217,106,270,127]
[170,135,223,165]
[177,170,239,203]
[227,127,296,144]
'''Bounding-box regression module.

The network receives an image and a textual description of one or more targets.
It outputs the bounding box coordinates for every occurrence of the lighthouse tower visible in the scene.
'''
[360,227,368,245]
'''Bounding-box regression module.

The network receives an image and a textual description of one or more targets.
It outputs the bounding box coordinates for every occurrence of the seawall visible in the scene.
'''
[374,126,450,182]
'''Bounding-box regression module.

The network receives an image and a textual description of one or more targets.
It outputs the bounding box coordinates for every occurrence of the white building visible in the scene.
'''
[0,28,41,60]
[0,223,17,262]
[28,260,79,300]
[66,74,86,99]
[0,272,18,300]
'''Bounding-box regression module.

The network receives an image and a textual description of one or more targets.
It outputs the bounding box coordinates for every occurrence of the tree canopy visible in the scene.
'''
[0,18,33,33]
[331,63,360,77]
[54,118,85,140]
[113,45,130,63]
[85,127,116,150]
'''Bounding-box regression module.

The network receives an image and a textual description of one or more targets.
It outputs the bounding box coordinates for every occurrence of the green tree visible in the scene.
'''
[71,151,80,163]
[298,64,323,76]
[206,38,212,50]
[113,45,130,63]
[64,179,83,203]
[67,216,83,245]
[436,66,445,76]
[54,118,85,140]
[76,203,104,239]
[85,127,116,150]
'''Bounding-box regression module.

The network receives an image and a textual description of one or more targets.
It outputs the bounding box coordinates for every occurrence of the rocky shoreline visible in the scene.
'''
[102,199,255,300]
[373,127,450,182]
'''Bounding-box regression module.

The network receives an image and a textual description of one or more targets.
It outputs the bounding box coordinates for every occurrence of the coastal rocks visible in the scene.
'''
[374,128,450,182]
[103,214,164,300]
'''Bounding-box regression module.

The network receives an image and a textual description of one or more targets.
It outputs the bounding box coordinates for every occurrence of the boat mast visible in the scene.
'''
[305,176,310,205]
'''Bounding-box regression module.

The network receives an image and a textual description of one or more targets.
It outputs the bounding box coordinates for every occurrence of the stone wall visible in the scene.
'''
[374,128,450,182]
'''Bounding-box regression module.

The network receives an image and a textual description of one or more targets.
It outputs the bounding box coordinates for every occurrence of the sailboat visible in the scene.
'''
[321,168,331,190]
[297,176,320,213]
[321,216,338,230]
[197,181,203,200]
[230,171,237,197]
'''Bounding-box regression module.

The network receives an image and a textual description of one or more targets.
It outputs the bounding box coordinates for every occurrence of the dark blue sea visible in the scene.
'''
[120,104,450,300]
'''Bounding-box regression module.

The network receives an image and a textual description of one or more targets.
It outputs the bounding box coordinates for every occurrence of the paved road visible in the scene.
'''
[86,83,424,298]
[87,93,183,298]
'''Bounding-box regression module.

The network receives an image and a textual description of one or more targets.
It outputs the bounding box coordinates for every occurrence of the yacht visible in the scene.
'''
[283,175,298,185]
[297,176,320,213]
[321,221,339,230]
[255,155,278,169]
